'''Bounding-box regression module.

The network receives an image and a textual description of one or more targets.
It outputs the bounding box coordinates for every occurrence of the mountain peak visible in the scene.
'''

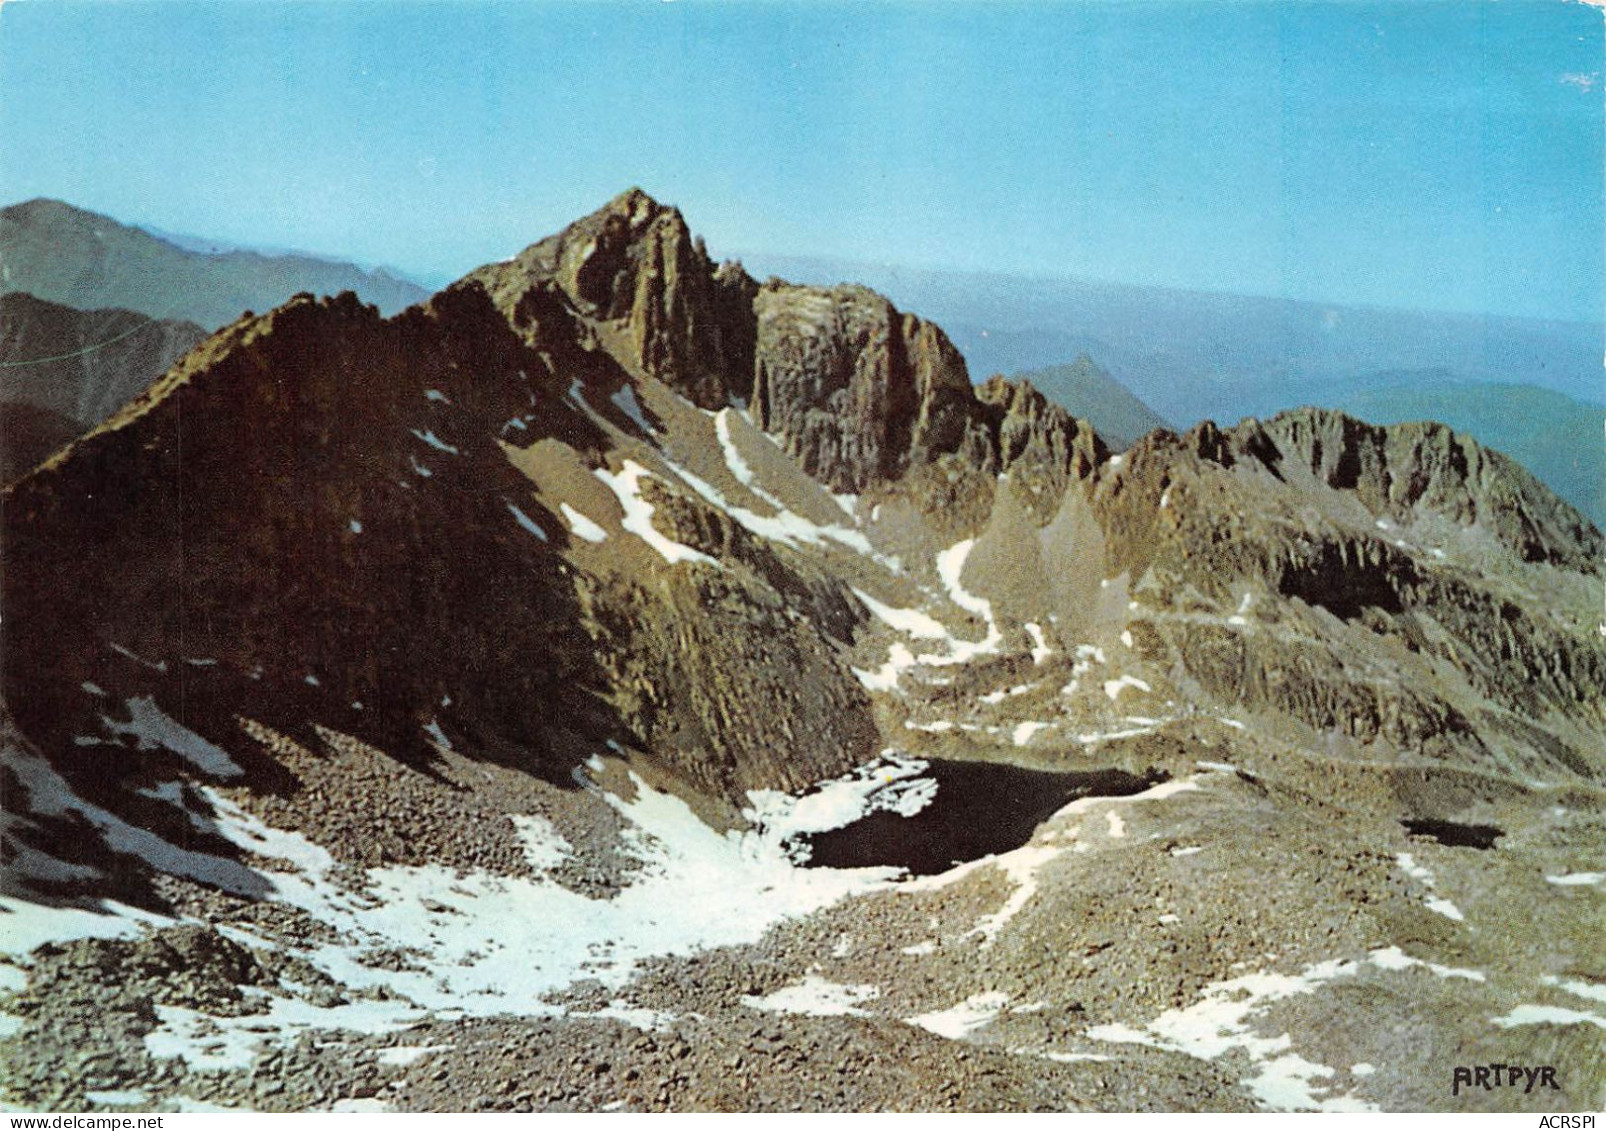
[5,189,1605,1114]
[1,198,431,328]
[2,196,100,221]
[603,184,669,217]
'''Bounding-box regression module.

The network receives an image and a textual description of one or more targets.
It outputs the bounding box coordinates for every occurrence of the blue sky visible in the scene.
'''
[1,1,1601,321]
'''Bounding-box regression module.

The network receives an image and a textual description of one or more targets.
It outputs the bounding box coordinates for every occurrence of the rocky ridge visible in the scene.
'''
[1,189,1601,1113]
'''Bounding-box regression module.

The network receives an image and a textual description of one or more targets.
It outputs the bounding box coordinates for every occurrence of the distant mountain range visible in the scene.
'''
[742,252,1604,524]
[0,292,207,481]
[0,198,431,330]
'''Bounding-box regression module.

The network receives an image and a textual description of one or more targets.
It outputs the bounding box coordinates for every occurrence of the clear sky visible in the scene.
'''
[1,1,1601,321]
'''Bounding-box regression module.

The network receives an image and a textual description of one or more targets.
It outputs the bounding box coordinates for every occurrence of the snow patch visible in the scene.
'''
[1395,853,1463,920]
[410,429,459,455]
[853,588,948,639]
[508,814,572,871]
[980,684,1033,705]
[1541,976,1606,1004]
[909,992,1010,1039]
[109,642,167,672]
[1491,1005,1606,1030]
[0,893,161,958]
[1090,945,1492,1110]
[903,540,1003,666]
[937,540,991,622]
[99,697,242,778]
[1367,946,1484,981]
[111,763,913,1067]
[506,502,548,541]
[1103,675,1151,701]
[853,642,917,692]
[742,975,879,1018]
[375,1044,452,1067]
[1546,872,1604,886]
[559,503,608,543]
[669,457,879,559]
[713,408,778,504]
[1396,853,1434,885]
[1012,721,1050,746]
[594,461,718,568]
[1074,723,1162,743]
[969,846,1060,946]
[84,1091,147,1107]
[146,997,420,1072]
[1024,623,1053,664]
[1038,1049,1116,1064]
[1423,897,1465,922]
[610,384,652,433]
[1088,956,1377,1112]
[746,752,935,853]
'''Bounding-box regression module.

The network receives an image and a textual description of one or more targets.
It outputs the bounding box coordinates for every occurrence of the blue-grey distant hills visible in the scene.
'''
[743,252,1603,525]
[0,198,432,330]
[0,291,208,482]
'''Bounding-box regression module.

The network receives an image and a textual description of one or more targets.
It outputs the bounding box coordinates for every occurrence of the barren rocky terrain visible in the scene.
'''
[2,190,1601,1113]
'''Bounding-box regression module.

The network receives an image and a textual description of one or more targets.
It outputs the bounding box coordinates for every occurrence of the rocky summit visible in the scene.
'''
[1,189,1601,1114]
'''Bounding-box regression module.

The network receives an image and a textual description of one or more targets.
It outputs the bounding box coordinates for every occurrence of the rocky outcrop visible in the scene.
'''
[467,188,756,408]
[749,283,983,492]
[747,295,1110,495]
[1258,408,1601,570]
[569,478,878,798]
[471,191,1107,497]
[975,375,1107,488]
[1006,355,1171,451]
[1092,405,1604,776]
